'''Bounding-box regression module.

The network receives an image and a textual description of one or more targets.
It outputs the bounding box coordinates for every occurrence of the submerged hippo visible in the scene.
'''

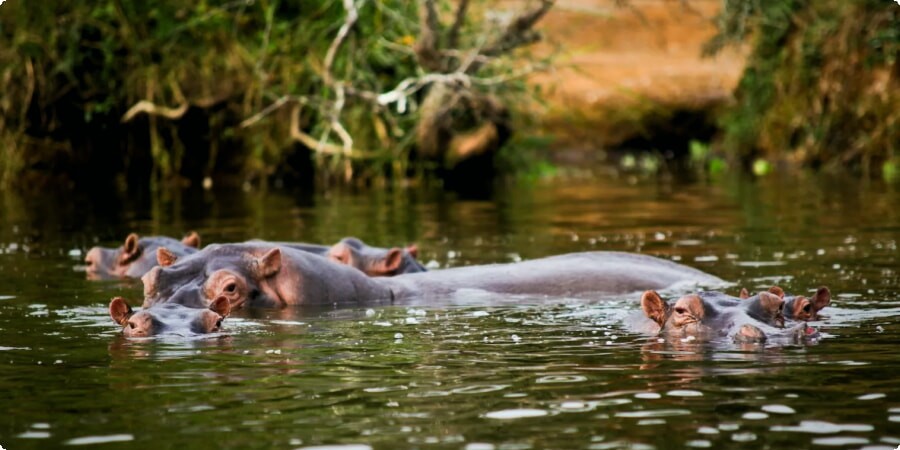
[740,286,831,321]
[109,296,230,337]
[327,237,425,277]
[640,288,825,343]
[85,232,201,279]
[141,243,723,310]
[156,237,427,278]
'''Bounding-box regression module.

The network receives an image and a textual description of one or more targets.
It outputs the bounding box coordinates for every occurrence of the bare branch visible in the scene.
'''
[480,0,555,59]
[446,0,470,49]
[414,0,445,72]
[288,103,379,159]
[323,0,362,86]
[239,96,305,128]
[121,100,189,122]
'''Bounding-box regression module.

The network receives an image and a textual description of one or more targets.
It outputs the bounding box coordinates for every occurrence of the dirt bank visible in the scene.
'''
[529,0,746,159]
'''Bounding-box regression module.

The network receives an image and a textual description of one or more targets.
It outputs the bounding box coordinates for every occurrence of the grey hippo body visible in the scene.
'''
[85,232,201,280]
[141,243,724,310]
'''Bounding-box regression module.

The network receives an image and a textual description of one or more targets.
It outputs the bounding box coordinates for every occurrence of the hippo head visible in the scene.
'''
[744,291,786,328]
[109,296,230,337]
[143,244,291,309]
[85,232,201,279]
[783,287,831,321]
[327,237,425,276]
[739,285,831,322]
[641,291,716,338]
[641,290,787,343]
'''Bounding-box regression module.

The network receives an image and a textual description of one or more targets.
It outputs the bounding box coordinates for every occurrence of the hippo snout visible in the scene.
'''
[733,324,767,343]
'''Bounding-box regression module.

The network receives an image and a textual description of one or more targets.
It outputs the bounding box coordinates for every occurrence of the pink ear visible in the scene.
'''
[255,248,282,278]
[739,288,750,299]
[157,247,178,267]
[181,231,201,248]
[119,233,142,264]
[377,248,403,275]
[768,286,785,299]
[109,297,134,326]
[405,244,419,259]
[641,291,669,327]
[328,243,351,264]
[209,295,232,317]
[811,286,831,311]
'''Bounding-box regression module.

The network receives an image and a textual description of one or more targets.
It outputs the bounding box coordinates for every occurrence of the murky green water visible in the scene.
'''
[1,174,898,449]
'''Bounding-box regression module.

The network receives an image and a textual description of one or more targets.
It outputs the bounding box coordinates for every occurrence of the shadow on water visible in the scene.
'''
[0,171,898,449]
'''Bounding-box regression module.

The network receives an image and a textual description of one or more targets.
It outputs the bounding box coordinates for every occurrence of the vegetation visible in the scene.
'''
[0,0,551,190]
[707,0,899,177]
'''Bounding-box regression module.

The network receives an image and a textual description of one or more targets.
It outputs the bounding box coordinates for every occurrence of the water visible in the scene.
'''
[1,173,898,449]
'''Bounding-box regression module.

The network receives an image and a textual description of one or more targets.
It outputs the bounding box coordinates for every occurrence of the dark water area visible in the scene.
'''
[0,172,898,449]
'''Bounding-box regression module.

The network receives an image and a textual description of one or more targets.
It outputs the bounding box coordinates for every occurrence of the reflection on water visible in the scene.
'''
[0,174,898,449]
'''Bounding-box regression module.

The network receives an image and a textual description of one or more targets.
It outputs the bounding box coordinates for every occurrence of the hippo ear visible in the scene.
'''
[759,291,784,312]
[109,297,134,326]
[254,248,282,279]
[739,288,750,299]
[641,291,670,327]
[375,248,403,276]
[119,233,142,264]
[405,244,419,259]
[209,295,232,317]
[157,247,178,267]
[181,231,201,248]
[768,286,785,299]
[328,243,351,265]
[811,286,831,313]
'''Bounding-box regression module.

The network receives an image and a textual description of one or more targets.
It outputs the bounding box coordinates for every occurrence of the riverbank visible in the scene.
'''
[530,0,745,161]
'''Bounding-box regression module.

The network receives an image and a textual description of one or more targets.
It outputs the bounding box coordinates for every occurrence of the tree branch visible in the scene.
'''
[480,0,555,59]
[289,103,379,159]
[323,0,362,86]
[414,0,445,72]
[446,0,470,49]
[121,100,189,122]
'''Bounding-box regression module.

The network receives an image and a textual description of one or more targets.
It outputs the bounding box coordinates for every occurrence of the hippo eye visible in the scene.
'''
[674,307,687,315]
[215,319,223,329]
[803,304,812,313]
[128,322,136,329]
[224,282,236,293]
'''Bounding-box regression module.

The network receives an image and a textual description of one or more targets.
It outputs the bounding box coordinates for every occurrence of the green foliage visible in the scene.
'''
[0,0,540,189]
[710,0,899,174]
[883,159,899,183]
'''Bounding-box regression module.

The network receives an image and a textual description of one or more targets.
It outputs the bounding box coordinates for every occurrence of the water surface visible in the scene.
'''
[0,174,898,449]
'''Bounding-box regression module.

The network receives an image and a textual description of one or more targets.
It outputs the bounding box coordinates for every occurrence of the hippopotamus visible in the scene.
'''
[85,232,201,279]
[140,243,723,310]
[326,237,425,276]
[640,287,827,343]
[741,286,831,321]
[109,296,230,337]
[155,237,427,278]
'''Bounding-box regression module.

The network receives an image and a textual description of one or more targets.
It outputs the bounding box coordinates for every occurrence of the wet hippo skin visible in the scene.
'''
[159,237,427,277]
[327,237,425,276]
[85,232,200,279]
[142,243,724,310]
[109,296,230,337]
[641,288,826,343]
